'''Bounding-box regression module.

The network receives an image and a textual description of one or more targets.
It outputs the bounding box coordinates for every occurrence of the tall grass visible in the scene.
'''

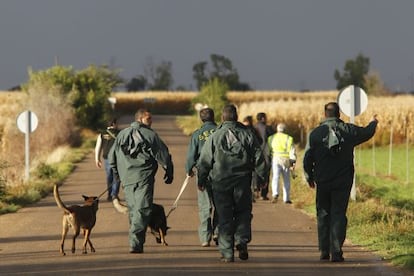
[0,83,77,186]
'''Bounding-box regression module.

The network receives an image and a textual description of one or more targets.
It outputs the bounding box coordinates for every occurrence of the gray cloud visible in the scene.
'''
[1,0,413,91]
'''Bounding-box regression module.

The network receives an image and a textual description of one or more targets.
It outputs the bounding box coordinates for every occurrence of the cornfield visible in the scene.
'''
[2,90,413,156]
[113,91,195,115]
[236,92,414,147]
[113,90,414,147]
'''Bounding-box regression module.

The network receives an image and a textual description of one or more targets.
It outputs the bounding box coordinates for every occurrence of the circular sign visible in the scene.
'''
[337,85,368,117]
[17,110,38,134]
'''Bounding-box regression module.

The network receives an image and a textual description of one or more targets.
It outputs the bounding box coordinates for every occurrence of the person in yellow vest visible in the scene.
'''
[268,123,296,204]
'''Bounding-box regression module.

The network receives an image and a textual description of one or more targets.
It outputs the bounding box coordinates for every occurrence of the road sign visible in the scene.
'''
[337,85,368,118]
[16,110,38,182]
[17,110,38,134]
[337,85,368,201]
[108,97,117,110]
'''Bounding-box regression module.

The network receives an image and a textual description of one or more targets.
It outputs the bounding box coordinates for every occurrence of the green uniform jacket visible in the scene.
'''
[185,121,216,174]
[197,121,266,191]
[303,117,377,183]
[108,121,173,186]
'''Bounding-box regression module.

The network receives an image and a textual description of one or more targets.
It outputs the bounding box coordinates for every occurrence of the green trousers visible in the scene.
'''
[197,186,218,244]
[316,175,353,256]
[212,180,253,259]
[123,180,154,251]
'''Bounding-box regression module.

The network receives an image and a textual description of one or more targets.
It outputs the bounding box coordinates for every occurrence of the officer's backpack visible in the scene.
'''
[216,128,250,171]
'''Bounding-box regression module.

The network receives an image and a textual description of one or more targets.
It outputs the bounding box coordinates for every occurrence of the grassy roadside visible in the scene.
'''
[285,147,413,270]
[291,148,414,270]
[178,115,414,270]
[0,137,95,215]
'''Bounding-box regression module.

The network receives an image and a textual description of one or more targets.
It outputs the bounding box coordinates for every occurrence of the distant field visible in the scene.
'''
[113,91,414,147]
[0,91,414,145]
[2,90,413,148]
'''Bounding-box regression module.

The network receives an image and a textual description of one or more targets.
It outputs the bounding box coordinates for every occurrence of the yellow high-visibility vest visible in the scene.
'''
[268,132,293,158]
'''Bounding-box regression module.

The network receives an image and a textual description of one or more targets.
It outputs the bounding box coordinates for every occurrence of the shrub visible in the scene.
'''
[24,65,123,130]
[36,163,59,179]
[192,78,229,122]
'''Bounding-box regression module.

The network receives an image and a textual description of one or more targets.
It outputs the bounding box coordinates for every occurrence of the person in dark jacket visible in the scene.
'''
[95,118,120,201]
[185,107,218,247]
[254,112,274,200]
[303,102,378,262]
[197,104,266,263]
[108,109,174,254]
[242,115,262,203]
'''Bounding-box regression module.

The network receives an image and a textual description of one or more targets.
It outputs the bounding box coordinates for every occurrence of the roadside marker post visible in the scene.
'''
[337,85,368,200]
[16,110,38,182]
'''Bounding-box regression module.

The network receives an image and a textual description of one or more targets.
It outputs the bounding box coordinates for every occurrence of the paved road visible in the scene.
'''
[0,115,410,275]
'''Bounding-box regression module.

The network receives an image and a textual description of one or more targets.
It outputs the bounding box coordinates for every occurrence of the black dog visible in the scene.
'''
[148,203,169,246]
[112,198,169,246]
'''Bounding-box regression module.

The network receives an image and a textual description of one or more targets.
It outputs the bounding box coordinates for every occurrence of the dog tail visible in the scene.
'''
[112,197,129,214]
[53,184,71,214]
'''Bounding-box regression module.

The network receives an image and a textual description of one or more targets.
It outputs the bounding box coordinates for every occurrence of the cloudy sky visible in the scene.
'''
[1,0,413,91]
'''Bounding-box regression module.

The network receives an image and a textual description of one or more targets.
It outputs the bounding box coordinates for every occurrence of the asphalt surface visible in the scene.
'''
[0,115,411,276]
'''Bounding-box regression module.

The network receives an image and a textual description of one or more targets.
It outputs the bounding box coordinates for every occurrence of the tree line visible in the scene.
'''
[126,54,251,92]
[20,52,387,130]
[126,52,388,94]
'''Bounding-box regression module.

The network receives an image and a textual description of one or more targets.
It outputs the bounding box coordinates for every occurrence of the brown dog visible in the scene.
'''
[112,197,169,246]
[53,184,99,255]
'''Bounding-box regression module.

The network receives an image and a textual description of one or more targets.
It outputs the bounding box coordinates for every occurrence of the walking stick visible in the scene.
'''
[166,175,191,218]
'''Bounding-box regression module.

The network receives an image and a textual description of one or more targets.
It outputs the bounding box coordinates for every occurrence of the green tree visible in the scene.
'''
[192,78,229,122]
[334,53,370,91]
[210,54,235,79]
[144,57,174,90]
[192,61,208,90]
[126,75,148,91]
[72,65,123,128]
[364,71,390,95]
[192,54,251,91]
[151,61,174,90]
[24,66,76,92]
[24,65,122,129]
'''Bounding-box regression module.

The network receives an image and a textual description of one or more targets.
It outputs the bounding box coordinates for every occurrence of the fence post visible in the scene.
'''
[388,122,393,176]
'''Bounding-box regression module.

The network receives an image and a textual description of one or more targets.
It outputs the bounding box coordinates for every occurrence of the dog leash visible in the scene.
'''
[166,175,191,218]
[97,186,110,200]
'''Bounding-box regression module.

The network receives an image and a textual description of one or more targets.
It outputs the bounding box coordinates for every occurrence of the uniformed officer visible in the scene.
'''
[185,107,218,247]
[197,104,266,263]
[95,118,120,201]
[108,108,174,254]
[268,123,296,204]
[303,102,378,262]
